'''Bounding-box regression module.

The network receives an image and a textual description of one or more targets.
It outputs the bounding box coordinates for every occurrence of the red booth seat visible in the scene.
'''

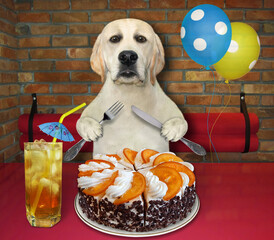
[18,113,259,153]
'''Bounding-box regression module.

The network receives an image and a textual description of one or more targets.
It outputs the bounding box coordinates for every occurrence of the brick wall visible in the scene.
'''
[0,0,273,162]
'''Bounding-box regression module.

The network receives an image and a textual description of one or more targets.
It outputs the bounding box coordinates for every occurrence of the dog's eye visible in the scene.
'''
[110,35,121,43]
[135,35,147,43]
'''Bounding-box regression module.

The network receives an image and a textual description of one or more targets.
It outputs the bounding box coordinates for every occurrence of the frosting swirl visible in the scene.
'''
[105,170,133,200]
[77,169,114,189]
[78,161,110,172]
[144,170,168,199]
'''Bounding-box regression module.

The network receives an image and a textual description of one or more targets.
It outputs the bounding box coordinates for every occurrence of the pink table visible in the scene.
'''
[1,162,273,240]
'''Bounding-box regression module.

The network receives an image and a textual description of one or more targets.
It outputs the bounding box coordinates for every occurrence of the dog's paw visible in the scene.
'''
[161,117,188,142]
[76,117,102,141]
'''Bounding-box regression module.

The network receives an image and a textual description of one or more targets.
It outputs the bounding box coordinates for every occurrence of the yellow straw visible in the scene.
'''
[52,103,86,142]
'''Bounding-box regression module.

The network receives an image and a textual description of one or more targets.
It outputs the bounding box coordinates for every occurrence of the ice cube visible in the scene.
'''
[40,177,51,187]
[52,182,59,195]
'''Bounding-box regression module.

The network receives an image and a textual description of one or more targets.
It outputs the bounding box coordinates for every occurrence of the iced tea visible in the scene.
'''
[24,141,62,227]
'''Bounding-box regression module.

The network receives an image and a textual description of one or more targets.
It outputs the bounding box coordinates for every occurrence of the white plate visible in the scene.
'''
[74,193,200,238]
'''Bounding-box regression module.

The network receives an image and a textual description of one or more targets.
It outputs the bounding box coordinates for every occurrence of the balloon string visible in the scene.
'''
[209,80,231,162]
[207,68,220,163]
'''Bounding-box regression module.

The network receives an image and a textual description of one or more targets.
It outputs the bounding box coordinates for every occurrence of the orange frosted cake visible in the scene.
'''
[77,148,196,231]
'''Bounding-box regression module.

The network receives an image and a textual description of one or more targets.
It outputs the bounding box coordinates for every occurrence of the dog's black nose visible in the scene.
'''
[118,51,138,66]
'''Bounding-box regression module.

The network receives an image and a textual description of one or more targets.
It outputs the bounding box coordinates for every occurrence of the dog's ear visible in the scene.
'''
[90,34,105,83]
[150,34,165,85]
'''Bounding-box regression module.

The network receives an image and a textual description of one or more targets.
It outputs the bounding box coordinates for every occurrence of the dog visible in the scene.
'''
[76,18,188,155]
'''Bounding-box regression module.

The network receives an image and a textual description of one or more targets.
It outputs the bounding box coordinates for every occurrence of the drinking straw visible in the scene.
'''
[31,103,86,216]
[52,103,86,143]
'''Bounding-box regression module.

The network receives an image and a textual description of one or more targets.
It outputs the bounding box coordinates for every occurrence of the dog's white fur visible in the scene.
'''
[76,19,187,155]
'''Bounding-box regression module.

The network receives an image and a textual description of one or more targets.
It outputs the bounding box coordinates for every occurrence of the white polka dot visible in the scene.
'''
[193,38,207,51]
[227,40,239,53]
[215,22,227,35]
[249,60,257,69]
[191,9,204,21]
[257,36,260,46]
[181,27,186,39]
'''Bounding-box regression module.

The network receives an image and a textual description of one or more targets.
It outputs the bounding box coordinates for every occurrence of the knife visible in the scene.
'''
[131,105,206,156]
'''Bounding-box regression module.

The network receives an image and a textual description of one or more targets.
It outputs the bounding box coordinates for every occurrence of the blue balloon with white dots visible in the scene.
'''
[181,4,232,68]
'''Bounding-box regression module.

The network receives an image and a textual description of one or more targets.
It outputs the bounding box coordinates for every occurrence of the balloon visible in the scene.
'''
[214,22,260,80]
[181,4,232,67]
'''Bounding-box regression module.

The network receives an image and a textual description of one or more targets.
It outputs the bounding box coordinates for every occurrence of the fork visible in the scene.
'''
[64,101,124,162]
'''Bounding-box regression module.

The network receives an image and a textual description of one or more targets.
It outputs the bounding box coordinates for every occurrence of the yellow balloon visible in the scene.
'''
[214,22,260,80]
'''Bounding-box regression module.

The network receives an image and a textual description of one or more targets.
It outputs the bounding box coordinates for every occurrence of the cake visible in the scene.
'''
[77,148,197,232]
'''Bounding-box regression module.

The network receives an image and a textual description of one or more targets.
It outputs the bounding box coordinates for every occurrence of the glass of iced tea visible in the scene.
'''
[24,140,62,227]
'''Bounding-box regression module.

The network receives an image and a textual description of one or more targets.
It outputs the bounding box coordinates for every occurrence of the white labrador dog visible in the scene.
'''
[76,18,188,155]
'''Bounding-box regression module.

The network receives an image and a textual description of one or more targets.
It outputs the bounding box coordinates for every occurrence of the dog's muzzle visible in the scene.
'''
[118,50,139,78]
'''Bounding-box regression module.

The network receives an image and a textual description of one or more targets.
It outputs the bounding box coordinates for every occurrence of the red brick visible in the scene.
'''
[261,119,274,128]
[185,71,222,81]
[34,72,70,82]
[0,33,17,48]
[260,36,274,46]
[239,72,260,81]
[187,0,224,8]
[249,107,274,118]
[157,71,183,82]
[69,24,104,34]
[0,0,15,9]
[0,59,18,71]
[260,141,274,152]
[244,84,274,94]
[253,59,272,70]
[264,23,274,33]
[0,46,16,59]
[205,106,239,113]
[0,97,18,109]
[223,95,259,106]
[31,25,67,35]
[0,135,14,151]
[4,144,21,161]
[262,72,274,81]
[168,95,185,105]
[0,108,20,124]
[226,0,262,8]
[68,48,92,59]
[56,61,90,70]
[168,35,182,46]
[92,11,127,22]
[0,5,16,23]
[73,95,95,105]
[150,0,185,8]
[53,36,88,47]
[30,49,66,59]
[261,96,274,106]
[205,83,241,93]
[19,37,50,48]
[18,12,50,23]
[18,73,32,82]
[0,19,15,35]
[264,0,274,8]
[33,0,69,10]
[169,60,201,70]
[19,95,32,105]
[71,0,107,10]
[0,84,20,96]
[246,11,274,21]
[186,95,222,105]
[167,10,188,21]
[129,11,165,21]
[0,73,17,83]
[15,2,31,10]
[71,72,101,82]
[167,83,203,93]
[165,47,182,58]
[110,0,146,9]
[258,129,274,140]
[52,12,89,23]
[224,10,243,21]
[21,61,54,71]
[52,84,88,93]
[38,95,72,106]
[151,23,181,34]
[17,49,28,59]
[3,120,18,135]
[262,48,274,58]
[24,84,50,94]
[90,84,102,94]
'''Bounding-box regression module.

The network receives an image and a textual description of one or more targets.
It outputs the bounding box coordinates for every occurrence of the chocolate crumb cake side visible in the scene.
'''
[77,148,197,232]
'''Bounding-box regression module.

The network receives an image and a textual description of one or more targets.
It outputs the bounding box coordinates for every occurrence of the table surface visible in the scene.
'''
[1,162,274,240]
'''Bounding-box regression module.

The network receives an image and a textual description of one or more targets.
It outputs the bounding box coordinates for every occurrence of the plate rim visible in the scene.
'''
[74,193,200,238]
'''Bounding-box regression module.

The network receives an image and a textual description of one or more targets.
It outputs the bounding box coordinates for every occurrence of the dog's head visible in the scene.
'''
[90,18,165,86]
